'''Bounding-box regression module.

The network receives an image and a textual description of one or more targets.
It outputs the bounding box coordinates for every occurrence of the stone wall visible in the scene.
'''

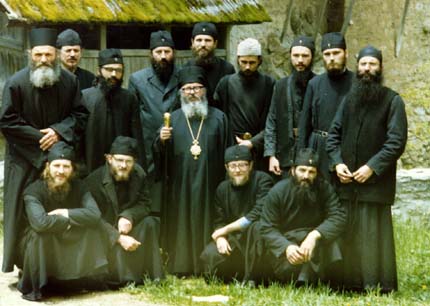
[228,0,430,168]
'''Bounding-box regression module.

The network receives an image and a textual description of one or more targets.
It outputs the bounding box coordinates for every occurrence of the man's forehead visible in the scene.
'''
[227,160,249,165]
[50,159,72,165]
[102,63,123,69]
[61,45,81,51]
[193,34,215,41]
[112,153,134,160]
[358,56,380,65]
[322,47,345,54]
[182,82,204,88]
[291,45,312,55]
[296,165,317,171]
[32,45,56,53]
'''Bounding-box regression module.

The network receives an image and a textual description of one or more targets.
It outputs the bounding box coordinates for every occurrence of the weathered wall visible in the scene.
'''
[229,0,430,168]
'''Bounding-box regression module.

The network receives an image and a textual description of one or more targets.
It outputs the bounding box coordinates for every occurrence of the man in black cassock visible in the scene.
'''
[82,48,145,173]
[184,22,235,107]
[214,38,275,171]
[155,66,230,275]
[0,28,88,274]
[18,142,108,301]
[298,32,354,180]
[128,30,180,214]
[86,136,164,286]
[326,46,408,293]
[260,149,346,284]
[265,36,316,177]
[57,28,95,90]
[200,145,273,282]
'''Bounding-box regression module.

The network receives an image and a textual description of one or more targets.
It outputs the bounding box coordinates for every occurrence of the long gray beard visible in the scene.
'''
[181,95,208,119]
[29,60,61,88]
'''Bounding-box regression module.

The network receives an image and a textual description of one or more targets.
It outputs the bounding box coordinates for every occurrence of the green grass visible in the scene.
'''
[123,217,430,305]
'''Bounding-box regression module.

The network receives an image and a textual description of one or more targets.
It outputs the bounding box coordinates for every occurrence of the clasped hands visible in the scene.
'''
[335,163,373,184]
[286,230,320,265]
[117,217,141,252]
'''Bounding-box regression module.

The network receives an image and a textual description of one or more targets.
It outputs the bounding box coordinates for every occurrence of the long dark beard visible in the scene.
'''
[290,62,314,89]
[97,75,123,97]
[291,175,317,205]
[349,71,384,111]
[151,57,174,85]
[192,46,216,67]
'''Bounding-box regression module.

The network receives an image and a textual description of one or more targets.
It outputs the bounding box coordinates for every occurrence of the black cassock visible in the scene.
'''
[214,72,275,170]
[82,85,145,173]
[260,177,346,283]
[200,171,273,281]
[18,179,108,301]
[0,67,88,272]
[154,107,231,275]
[85,163,164,283]
[298,70,353,180]
[75,67,95,91]
[264,72,316,170]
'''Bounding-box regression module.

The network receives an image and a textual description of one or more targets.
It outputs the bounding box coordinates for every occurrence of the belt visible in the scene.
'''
[313,129,328,137]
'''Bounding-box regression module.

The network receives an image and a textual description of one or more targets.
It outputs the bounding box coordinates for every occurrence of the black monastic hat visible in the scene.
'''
[47,141,75,162]
[357,45,383,64]
[110,136,138,158]
[321,32,346,51]
[192,22,218,40]
[290,35,315,55]
[178,66,207,88]
[294,148,319,167]
[150,30,175,50]
[56,29,82,48]
[98,48,123,67]
[30,28,57,48]
[224,145,253,164]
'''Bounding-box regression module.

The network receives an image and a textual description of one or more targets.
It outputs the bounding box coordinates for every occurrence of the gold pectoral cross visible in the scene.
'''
[190,139,202,160]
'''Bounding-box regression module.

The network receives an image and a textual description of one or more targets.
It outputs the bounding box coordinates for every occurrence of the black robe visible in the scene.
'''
[214,72,275,170]
[260,177,346,282]
[75,67,95,91]
[264,72,315,169]
[0,67,88,272]
[85,163,164,282]
[82,85,145,173]
[18,179,108,301]
[153,107,231,275]
[326,86,408,292]
[298,70,354,179]
[184,57,235,107]
[200,171,273,281]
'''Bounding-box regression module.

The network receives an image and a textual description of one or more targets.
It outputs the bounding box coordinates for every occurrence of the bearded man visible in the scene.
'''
[260,148,346,284]
[214,38,275,171]
[200,145,273,282]
[0,28,88,273]
[56,28,95,90]
[86,136,164,286]
[185,22,235,107]
[82,48,145,173]
[298,32,354,180]
[17,142,108,301]
[128,30,179,213]
[326,46,408,293]
[154,66,231,275]
[265,36,316,177]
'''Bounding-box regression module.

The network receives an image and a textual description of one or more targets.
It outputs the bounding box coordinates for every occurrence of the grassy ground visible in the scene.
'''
[122,217,430,305]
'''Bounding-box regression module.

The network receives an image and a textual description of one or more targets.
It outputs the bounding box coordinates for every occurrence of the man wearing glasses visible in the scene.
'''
[156,65,231,276]
[200,145,273,283]
[86,136,164,286]
[81,49,145,174]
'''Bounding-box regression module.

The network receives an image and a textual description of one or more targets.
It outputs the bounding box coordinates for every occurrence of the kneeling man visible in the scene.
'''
[260,148,346,284]
[200,145,273,282]
[18,142,108,301]
[85,136,164,285]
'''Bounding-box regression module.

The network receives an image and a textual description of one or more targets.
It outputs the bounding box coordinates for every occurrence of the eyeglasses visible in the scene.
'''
[102,67,124,74]
[181,86,204,94]
[227,162,250,171]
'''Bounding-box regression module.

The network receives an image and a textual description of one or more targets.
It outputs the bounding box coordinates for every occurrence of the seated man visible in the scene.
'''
[260,148,346,284]
[85,136,164,286]
[200,145,273,282]
[18,142,108,301]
